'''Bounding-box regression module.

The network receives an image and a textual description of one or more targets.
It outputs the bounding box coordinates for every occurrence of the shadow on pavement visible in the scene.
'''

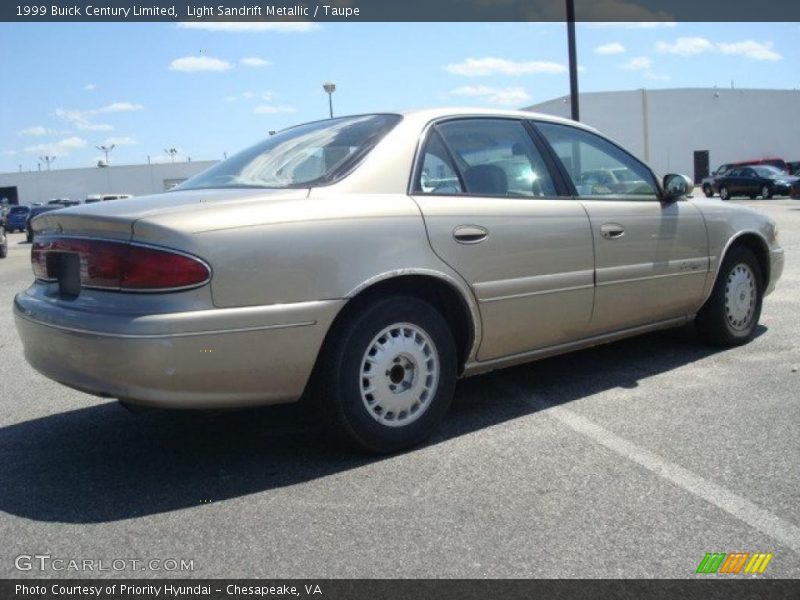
[0,324,764,523]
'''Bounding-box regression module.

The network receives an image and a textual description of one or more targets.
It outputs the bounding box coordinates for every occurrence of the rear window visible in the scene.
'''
[179,114,402,191]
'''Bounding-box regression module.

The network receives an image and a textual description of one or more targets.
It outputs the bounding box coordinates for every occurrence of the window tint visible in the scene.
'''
[417,130,463,194]
[418,119,557,197]
[536,122,657,199]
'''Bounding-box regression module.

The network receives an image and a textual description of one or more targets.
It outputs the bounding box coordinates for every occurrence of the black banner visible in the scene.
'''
[2,0,800,22]
[3,580,800,600]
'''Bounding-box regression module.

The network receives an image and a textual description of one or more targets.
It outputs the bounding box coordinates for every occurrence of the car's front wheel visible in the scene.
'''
[695,246,763,346]
[761,185,773,199]
[719,186,731,200]
[317,295,457,453]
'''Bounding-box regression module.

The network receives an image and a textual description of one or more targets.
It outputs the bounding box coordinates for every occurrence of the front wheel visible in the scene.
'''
[761,185,773,199]
[719,186,731,201]
[695,246,763,346]
[316,296,457,453]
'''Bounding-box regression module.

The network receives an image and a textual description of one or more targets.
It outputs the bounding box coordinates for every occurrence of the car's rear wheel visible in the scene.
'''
[695,246,763,346]
[316,295,457,453]
[749,193,757,200]
[719,186,731,201]
[761,185,773,199]
[703,184,714,198]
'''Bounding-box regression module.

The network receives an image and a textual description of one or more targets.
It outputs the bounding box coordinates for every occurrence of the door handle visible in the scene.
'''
[453,225,489,244]
[600,223,625,240]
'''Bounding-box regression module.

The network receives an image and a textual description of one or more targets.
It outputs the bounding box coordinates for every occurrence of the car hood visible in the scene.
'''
[31,188,310,240]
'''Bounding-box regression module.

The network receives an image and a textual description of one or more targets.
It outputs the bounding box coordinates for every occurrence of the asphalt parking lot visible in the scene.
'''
[0,198,798,579]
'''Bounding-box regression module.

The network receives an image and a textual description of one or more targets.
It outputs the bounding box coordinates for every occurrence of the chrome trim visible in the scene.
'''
[14,311,315,340]
[31,234,213,294]
[463,316,689,376]
[474,269,595,303]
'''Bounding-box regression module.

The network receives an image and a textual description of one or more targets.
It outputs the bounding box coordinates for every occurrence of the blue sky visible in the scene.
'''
[1,21,797,172]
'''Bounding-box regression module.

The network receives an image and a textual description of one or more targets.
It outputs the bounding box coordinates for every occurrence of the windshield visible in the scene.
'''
[179,114,402,191]
[9,206,29,214]
[754,166,785,177]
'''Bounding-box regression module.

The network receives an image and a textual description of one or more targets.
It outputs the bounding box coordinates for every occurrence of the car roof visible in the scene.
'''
[397,107,598,133]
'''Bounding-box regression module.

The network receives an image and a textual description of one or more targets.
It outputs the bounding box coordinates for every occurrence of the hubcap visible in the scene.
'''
[359,323,439,427]
[762,186,769,198]
[724,263,756,331]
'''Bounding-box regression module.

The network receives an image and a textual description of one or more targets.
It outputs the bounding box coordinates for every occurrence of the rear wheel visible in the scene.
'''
[696,246,763,346]
[703,184,714,198]
[719,186,731,201]
[315,295,457,453]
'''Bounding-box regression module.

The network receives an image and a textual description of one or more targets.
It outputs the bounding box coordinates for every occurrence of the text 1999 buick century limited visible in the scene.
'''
[14,109,784,452]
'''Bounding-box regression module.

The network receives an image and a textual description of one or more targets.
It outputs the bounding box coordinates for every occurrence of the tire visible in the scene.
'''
[315,295,457,454]
[761,185,773,199]
[695,246,763,347]
[703,185,714,198]
[26,229,32,243]
[719,186,731,201]
[749,194,757,200]
[0,240,6,259]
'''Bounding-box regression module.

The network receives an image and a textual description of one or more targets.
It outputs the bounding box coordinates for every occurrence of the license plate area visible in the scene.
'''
[47,252,81,298]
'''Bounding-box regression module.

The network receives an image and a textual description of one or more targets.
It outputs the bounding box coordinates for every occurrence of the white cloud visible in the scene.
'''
[178,22,318,33]
[450,85,531,106]
[594,42,626,55]
[98,102,144,113]
[25,136,87,156]
[240,57,271,68]
[83,83,96,91]
[445,57,566,77]
[169,56,232,72]
[18,126,59,137]
[54,102,143,132]
[655,37,714,56]
[101,136,136,146]
[254,105,296,114]
[644,72,671,81]
[656,37,782,61]
[717,40,781,61]
[622,56,653,70]
[224,95,238,102]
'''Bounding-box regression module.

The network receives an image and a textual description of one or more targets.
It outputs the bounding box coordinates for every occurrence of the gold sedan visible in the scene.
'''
[14,109,784,452]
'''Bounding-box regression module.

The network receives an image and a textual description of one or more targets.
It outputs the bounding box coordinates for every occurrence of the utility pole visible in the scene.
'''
[39,155,55,170]
[323,81,336,118]
[566,0,580,121]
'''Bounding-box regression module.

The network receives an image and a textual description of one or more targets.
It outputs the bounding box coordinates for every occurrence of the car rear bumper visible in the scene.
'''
[14,292,344,408]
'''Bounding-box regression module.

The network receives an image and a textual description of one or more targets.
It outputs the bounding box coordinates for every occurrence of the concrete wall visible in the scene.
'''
[525,88,800,178]
[0,160,218,205]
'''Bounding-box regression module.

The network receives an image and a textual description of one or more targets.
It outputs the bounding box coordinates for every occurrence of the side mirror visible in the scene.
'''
[662,173,694,202]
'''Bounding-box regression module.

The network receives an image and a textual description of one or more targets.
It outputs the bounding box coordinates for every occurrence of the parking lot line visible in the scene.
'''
[540,404,800,553]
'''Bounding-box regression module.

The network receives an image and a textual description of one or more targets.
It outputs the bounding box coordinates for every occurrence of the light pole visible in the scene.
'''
[39,155,55,170]
[164,147,179,163]
[96,144,115,165]
[322,81,336,118]
[566,0,580,121]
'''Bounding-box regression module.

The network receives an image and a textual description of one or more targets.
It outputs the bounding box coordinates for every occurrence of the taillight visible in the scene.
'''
[31,237,210,292]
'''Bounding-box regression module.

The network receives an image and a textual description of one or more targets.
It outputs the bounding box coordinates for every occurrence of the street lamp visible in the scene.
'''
[322,81,336,118]
[96,144,115,165]
[164,147,179,163]
[39,155,55,170]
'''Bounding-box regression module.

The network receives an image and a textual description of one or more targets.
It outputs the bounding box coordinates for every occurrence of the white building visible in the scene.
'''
[525,88,800,181]
[0,160,218,206]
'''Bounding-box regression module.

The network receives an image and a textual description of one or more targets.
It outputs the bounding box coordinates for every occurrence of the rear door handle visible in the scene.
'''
[453,225,489,244]
[600,223,625,240]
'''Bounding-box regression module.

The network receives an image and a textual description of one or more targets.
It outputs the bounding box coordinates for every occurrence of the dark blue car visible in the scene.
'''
[5,205,31,232]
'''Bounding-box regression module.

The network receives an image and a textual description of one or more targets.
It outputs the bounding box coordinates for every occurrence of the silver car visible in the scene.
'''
[14,109,784,452]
